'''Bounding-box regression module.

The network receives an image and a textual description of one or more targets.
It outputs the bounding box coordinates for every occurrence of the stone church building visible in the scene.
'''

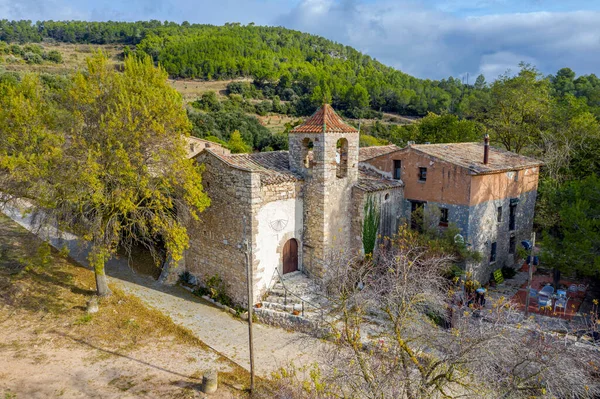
[184,105,403,304]
[182,105,541,304]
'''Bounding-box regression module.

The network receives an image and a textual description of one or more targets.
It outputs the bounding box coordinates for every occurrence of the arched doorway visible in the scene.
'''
[282,239,298,274]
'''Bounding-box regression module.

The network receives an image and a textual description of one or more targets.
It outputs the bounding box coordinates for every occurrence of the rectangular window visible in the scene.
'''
[497,206,503,223]
[509,204,516,231]
[509,236,516,254]
[490,242,497,263]
[393,160,402,180]
[418,167,427,182]
[439,207,449,226]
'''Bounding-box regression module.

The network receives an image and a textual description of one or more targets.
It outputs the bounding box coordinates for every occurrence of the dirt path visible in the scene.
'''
[2,206,325,378]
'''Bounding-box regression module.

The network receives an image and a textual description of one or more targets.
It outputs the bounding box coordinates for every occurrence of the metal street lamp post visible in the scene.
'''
[522,232,536,317]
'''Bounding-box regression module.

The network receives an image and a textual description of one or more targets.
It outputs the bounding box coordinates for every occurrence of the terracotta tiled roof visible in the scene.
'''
[224,151,302,185]
[409,143,543,174]
[356,170,404,192]
[291,104,358,134]
[358,144,401,162]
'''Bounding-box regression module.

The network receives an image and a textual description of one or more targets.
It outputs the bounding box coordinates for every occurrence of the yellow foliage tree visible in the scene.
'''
[2,52,210,296]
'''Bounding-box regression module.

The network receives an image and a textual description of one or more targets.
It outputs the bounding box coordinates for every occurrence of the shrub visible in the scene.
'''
[501,265,517,279]
[178,270,194,285]
[9,44,23,56]
[23,52,43,64]
[362,195,380,256]
[45,50,63,63]
[205,274,232,307]
[23,43,43,55]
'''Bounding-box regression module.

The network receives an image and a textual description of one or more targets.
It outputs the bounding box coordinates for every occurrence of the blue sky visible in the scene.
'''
[2,0,599,80]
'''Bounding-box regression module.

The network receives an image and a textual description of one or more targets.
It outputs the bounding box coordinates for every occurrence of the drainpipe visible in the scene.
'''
[483,134,490,165]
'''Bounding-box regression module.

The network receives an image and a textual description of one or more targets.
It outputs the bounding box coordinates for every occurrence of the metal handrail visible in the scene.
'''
[264,267,323,318]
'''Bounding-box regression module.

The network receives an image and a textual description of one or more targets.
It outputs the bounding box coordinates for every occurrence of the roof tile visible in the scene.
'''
[358,144,401,162]
[291,104,358,134]
[409,143,543,174]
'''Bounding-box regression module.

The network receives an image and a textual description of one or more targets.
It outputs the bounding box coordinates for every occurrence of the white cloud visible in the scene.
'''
[278,1,600,79]
[1,0,599,80]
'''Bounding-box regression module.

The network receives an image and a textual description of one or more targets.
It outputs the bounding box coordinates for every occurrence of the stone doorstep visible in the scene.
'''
[262,301,302,312]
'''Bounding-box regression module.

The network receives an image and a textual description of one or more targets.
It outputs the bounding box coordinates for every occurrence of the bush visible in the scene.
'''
[178,271,195,285]
[501,266,517,279]
[204,274,232,307]
[9,44,23,56]
[23,44,43,55]
[23,52,43,64]
[45,50,63,63]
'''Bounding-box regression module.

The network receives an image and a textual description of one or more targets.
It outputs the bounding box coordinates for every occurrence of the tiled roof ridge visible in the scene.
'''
[291,104,358,134]
[358,144,401,161]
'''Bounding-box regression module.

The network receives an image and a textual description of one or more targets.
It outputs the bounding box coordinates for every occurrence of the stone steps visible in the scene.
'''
[260,271,325,322]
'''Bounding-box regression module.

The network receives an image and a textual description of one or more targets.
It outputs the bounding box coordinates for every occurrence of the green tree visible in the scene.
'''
[48,53,208,296]
[539,175,600,286]
[478,63,551,153]
[0,74,63,203]
[551,67,576,97]
[227,130,252,153]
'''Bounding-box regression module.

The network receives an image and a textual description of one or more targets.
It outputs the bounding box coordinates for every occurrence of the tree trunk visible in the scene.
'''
[553,268,561,290]
[95,265,112,296]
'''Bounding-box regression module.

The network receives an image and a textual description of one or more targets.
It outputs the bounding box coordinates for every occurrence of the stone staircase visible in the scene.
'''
[255,271,325,328]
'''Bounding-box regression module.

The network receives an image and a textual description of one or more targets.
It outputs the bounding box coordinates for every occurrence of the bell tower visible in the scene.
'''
[288,104,359,276]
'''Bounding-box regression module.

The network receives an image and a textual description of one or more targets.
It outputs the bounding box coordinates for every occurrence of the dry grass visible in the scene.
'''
[168,78,251,102]
[0,213,253,398]
[0,43,123,75]
[0,213,209,353]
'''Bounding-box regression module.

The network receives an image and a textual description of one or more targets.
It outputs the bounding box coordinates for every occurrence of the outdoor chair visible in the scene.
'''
[557,289,567,298]
[538,294,551,311]
[578,284,588,292]
[540,285,554,296]
[528,288,539,303]
[554,297,568,315]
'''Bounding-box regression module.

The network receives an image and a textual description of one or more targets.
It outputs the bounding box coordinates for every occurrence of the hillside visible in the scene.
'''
[2,20,600,153]
[0,20,478,117]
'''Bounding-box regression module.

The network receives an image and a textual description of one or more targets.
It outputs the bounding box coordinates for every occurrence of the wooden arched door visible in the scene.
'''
[282,239,298,274]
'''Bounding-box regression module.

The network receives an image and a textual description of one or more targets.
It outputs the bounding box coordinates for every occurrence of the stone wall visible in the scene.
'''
[186,151,305,305]
[467,189,538,283]
[289,130,360,277]
[185,151,259,305]
[351,187,404,257]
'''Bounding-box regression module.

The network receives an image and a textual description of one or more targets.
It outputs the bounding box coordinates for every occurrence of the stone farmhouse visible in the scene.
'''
[359,137,543,282]
[181,104,541,303]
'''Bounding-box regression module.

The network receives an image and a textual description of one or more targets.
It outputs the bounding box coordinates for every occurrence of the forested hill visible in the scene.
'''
[0,20,480,116]
[2,20,600,120]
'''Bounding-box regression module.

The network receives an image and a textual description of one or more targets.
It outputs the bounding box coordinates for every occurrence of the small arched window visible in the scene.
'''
[336,138,348,178]
[302,138,314,169]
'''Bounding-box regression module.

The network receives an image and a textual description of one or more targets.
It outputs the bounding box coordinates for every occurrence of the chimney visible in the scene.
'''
[483,134,490,165]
